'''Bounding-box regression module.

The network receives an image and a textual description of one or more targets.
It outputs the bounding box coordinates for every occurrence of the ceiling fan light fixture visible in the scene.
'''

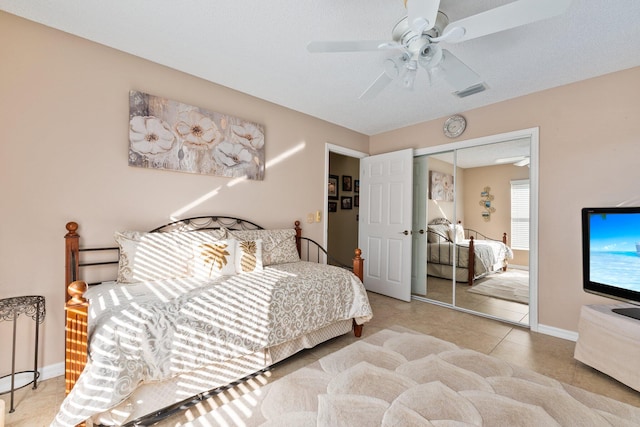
[402,66,417,90]
[418,44,443,69]
[454,82,487,98]
[383,56,404,79]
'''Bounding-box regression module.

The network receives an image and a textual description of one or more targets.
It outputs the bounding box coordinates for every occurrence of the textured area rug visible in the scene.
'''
[468,269,529,304]
[181,326,640,426]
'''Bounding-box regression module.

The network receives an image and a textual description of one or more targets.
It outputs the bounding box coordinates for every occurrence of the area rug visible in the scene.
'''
[468,269,529,304]
[170,326,640,426]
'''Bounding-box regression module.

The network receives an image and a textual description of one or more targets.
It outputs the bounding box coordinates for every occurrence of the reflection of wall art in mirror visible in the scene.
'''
[341,196,352,210]
[429,171,454,202]
[128,91,265,179]
[342,175,353,192]
[328,201,337,212]
[479,186,496,221]
[328,175,339,200]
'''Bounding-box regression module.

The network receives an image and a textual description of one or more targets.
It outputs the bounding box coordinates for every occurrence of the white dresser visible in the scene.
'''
[574,304,640,392]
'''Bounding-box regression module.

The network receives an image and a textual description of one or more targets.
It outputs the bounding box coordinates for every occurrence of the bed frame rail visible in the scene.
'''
[293,221,363,281]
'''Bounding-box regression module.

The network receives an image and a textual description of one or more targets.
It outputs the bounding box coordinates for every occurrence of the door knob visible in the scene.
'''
[402,230,410,235]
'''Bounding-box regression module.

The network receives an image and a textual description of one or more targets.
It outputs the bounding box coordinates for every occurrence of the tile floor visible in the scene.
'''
[416,272,530,324]
[2,292,639,426]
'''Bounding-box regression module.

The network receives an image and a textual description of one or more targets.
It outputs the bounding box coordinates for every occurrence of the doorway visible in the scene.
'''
[325,144,367,266]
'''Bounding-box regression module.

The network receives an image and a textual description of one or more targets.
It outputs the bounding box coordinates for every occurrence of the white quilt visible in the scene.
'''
[427,239,513,275]
[52,261,372,427]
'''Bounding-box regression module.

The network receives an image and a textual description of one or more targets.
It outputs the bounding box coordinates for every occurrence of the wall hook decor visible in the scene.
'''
[479,186,496,221]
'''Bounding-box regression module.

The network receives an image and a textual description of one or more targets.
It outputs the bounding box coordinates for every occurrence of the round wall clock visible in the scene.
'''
[443,114,467,138]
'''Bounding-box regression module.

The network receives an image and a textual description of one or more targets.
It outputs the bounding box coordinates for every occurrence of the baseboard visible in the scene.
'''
[40,362,64,381]
[537,323,578,342]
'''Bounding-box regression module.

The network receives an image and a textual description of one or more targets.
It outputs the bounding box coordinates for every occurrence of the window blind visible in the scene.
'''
[511,179,530,250]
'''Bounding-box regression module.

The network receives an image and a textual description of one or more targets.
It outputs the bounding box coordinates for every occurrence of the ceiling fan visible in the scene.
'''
[307,0,571,100]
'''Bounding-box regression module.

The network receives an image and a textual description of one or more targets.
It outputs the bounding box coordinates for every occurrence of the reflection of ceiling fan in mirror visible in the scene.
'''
[307,0,571,100]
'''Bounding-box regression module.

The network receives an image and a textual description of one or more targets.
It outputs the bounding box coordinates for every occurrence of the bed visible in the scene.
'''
[426,218,513,286]
[55,216,373,427]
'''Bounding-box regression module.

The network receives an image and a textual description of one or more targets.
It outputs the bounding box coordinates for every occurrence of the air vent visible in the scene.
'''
[454,83,487,98]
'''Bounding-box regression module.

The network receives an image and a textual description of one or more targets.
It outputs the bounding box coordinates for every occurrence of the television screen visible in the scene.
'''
[582,207,640,320]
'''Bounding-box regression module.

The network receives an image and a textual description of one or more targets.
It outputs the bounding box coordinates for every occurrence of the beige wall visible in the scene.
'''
[0,12,368,373]
[371,66,640,333]
[462,164,530,266]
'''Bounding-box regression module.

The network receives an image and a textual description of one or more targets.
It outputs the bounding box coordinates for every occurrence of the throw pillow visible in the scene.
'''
[225,228,299,265]
[192,239,237,279]
[115,228,227,283]
[448,224,465,242]
[235,239,264,273]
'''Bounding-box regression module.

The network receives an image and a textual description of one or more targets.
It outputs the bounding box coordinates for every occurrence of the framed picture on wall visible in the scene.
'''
[342,175,353,192]
[354,195,360,207]
[429,170,454,201]
[328,174,339,200]
[354,180,360,193]
[341,196,352,210]
[328,201,337,212]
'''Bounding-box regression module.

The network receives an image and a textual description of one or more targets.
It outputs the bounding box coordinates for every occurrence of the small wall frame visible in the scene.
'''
[479,186,496,221]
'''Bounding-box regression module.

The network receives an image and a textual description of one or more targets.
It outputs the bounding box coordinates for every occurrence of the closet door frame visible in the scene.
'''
[414,127,539,331]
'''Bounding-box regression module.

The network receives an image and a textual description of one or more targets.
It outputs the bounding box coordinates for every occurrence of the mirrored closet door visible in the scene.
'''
[411,135,533,326]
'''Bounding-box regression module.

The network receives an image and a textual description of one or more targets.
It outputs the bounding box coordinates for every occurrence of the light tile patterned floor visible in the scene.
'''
[2,292,639,426]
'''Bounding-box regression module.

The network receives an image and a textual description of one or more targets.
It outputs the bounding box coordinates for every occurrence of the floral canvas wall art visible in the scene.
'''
[429,170,454,201]
[128,91,265,180]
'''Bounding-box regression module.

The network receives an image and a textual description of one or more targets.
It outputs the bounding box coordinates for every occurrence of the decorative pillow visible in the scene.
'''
[114,229,227,283]
[448,224,465,242]
[427,224,450,243]
[191,239,237,279]
[225,228,299,266]
[235,239,264,273]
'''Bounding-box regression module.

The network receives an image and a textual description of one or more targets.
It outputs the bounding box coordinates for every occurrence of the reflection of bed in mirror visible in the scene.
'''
[426,218,513,286]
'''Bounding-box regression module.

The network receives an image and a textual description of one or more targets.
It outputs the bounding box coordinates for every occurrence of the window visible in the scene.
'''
[510,179,530,250]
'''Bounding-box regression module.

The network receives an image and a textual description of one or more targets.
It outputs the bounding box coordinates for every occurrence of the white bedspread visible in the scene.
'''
[427,239,513,275]
[52,261,372,427]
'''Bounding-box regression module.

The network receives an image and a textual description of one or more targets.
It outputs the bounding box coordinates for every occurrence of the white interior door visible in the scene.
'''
[358,149,413,301]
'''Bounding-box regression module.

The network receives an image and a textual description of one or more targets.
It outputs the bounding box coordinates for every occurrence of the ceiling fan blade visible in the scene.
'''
[359,72,394,100]
[441,0,571,43]
[438,50,483,92]
[307,40,395,53]
[406,0,441,34]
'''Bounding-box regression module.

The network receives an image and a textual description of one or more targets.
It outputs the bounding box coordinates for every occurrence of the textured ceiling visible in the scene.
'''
[2,0,639,135]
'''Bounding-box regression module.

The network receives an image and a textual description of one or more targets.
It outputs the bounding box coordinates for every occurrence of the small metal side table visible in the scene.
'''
[0,295,45,413]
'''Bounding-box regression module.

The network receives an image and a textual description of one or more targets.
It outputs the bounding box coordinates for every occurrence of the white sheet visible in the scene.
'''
[427,239,513,276]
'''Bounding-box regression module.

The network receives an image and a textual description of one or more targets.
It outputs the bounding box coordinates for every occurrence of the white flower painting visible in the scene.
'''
[128,91,265,180]
[429,170,454,202]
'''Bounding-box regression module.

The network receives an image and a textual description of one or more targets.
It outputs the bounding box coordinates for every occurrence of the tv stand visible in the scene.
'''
[612,307,640,321]
[574,304,640,392]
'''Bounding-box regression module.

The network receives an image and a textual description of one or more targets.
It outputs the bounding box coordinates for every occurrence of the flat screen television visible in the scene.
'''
[582,207,640,320]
